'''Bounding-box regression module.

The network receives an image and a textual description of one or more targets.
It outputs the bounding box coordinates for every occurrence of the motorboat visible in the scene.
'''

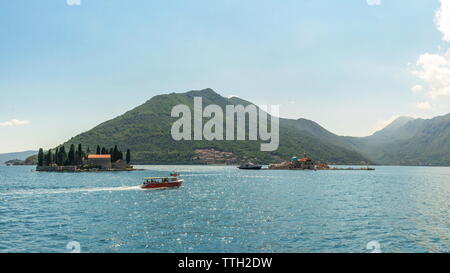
[141,172,183,189]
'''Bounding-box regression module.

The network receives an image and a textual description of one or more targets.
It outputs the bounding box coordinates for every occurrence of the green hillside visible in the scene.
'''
[61,89,369,165]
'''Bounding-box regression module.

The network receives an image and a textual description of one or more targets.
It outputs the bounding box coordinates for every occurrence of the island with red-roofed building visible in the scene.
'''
[35,145,142,172]
[268,154,375,171]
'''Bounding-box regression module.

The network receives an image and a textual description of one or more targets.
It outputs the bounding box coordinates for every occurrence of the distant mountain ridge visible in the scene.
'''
[0,151,37,164]
[37,88,449,166]
[370,116,416,141]
[346,114,450,166]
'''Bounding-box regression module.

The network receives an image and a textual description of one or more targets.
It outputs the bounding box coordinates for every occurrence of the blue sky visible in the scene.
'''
[1,0,449,153]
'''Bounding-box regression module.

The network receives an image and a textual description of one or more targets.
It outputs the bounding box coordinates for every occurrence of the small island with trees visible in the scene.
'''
[36,144,139,172]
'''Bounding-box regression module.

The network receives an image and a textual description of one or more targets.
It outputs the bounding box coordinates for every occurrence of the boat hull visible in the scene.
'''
[141,180,183,189]
[238,166,262,170]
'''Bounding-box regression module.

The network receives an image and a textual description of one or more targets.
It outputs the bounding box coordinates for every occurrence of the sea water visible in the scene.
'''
[0,165,448,253]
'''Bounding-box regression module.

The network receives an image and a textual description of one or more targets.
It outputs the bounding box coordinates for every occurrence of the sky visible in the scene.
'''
[1,0,450,153]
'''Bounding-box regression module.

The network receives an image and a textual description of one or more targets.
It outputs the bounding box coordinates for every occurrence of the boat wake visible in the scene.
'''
[1,186,142,196]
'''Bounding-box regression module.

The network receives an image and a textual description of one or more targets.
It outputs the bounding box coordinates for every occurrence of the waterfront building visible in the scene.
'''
[87,154,112,169]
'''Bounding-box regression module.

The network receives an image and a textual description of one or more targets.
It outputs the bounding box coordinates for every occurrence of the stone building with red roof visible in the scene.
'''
[86,154,112,169]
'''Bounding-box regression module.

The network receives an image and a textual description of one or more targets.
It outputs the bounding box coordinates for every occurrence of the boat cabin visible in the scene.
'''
[143,177,179,185]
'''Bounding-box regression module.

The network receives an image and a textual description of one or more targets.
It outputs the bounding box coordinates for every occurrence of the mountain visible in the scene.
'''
[344,114,450,166]
[49,88,450,166]
[369,116,416,141]
[61,89,369,165]
[0,150,38,164]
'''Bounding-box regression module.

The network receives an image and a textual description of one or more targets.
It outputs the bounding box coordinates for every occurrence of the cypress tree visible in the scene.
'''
[68,144,76,165]
[87,147,91,155]
[101,147,106,154]
[52,150,56,165]
[60,146,68,166]
[45,150,52,166]
[57,148,61,165]
[55,147,59,165]
[113,146,118,161]
[76,144,83,165]
[126,149,131,164]
[38,148,44,166]
[96,145,101,155]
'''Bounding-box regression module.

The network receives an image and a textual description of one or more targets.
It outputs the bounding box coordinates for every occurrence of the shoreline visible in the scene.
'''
[4,163,449,168]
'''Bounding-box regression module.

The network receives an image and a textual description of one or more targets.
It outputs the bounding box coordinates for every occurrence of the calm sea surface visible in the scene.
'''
[0,165,449,253]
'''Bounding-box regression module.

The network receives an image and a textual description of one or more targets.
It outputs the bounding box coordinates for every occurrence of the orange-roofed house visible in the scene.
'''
[87,154,112,169]
[298,155,315,170]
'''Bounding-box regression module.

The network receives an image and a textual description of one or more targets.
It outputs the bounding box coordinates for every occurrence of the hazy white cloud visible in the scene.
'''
[66,0,81,6]
[412,0,450,102]
[413,52,450,99]
[435,0,450,41]
[0,119,30,127]
[366,0,381,6]
[416,101,432,110]
[411,85,424,93]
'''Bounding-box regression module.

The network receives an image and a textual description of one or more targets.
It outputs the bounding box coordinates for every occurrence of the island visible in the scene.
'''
[267,154,375,171]
[35,145,141,172]
[5,159,35,166]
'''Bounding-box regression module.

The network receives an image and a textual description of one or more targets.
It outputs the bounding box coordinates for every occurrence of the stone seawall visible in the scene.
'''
[36,166,77,172]
[35,166,143,172]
